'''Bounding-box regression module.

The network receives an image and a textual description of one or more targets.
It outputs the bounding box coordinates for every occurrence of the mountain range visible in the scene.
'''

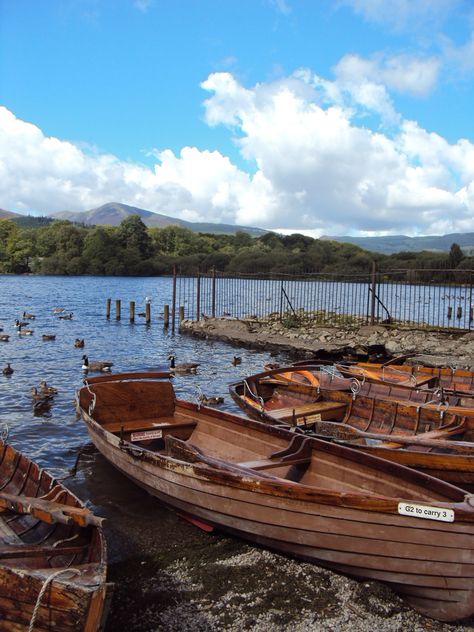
[2,202,474,254]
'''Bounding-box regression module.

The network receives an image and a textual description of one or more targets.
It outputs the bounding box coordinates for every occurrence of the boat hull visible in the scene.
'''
[82,408,474,623]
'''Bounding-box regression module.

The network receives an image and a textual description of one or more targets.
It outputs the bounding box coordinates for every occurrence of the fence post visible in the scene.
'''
[129,301,135,322]
[115,299,121,321]
[196,272,201,321]
[370,262,377,325]
[163,304,169,328]
[106,298,111,319]
[171,266,177,333]
[179,306,185,323]
[211,267,216,318]
[145,301,151,324]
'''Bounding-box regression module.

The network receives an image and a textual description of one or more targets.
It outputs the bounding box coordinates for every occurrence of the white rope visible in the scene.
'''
[28,568,81,632]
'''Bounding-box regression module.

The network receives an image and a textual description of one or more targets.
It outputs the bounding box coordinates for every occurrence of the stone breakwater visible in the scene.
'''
[180,317,474,369]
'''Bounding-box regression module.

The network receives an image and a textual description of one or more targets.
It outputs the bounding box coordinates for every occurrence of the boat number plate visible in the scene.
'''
[398,502,454,522]
[131,429,163,442]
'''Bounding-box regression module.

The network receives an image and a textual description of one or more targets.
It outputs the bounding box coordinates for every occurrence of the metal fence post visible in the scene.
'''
[171,266,177,333]
[370,261,377,325]
[196,272,201,321]
[211,268,216,318]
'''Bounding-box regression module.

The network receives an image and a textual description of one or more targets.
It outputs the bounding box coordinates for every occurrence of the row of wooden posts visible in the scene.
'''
[106,299,185,332]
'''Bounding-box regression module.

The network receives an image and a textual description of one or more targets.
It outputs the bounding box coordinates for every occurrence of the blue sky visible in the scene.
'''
[1,0,474,237]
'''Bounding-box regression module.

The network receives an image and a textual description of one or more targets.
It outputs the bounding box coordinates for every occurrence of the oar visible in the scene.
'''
[309,421,474,453]
[0,491,104,528]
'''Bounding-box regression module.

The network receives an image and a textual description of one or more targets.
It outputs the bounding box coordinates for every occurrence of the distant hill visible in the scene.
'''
[322,233,474,255]
[0,208,20,220]
[50,202,267,236]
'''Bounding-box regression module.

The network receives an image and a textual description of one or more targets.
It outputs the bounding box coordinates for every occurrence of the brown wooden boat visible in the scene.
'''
[76,371,474,622]
[335,355,474,395]
[0,438,110,631]
[229,366,474,489]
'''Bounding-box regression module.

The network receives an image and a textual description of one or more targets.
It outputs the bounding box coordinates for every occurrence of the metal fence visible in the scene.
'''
[174,268,474,331]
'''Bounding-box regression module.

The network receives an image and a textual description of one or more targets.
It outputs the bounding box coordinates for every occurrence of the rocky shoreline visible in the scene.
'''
[180,316,474,369]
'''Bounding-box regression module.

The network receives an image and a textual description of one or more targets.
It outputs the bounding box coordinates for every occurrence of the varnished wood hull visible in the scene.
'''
[0,440,109,632]
[77,372,474,622]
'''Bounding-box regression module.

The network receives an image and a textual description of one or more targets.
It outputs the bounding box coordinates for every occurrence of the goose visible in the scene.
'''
[52,307,65,313]
[39,381,58,396]
[58,312,73,320]
[0,334,9,342]
[15,319,29,328]
[232,356,242,366]
[168,355,199,374]
[74,338,85,348]
[23,311,35,319]
[42,334,56,341]
[82,355,113,372]
[18,325,33,336]
[3,363,13,375]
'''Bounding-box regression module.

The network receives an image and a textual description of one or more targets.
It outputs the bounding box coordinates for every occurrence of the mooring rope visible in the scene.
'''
[28,568,81,632]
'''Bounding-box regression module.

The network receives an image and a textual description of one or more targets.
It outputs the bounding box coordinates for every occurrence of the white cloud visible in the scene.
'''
[1,64,474,237]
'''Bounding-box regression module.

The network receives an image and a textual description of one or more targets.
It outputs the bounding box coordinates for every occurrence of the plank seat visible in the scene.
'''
[271,400,346,422]
[103,415,193,434]
[237,456,311,471]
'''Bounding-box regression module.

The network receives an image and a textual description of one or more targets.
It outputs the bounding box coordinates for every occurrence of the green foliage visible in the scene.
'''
[1,214,474,278]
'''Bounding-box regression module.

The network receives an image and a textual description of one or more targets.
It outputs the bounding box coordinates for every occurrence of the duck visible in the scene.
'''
[232,356,242,366]
[42,334,56,341]
[31,387,54,402]
[23,311,35,319]
[3,363,13,375]
[197,391,224,406]
[39,381,58,396]
[168,354,199,374]
[0,334,9,342]
[82,355,113,372]
[74,338,85,348]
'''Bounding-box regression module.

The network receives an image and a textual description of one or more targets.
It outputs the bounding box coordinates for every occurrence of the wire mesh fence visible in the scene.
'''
[174,268,474,331]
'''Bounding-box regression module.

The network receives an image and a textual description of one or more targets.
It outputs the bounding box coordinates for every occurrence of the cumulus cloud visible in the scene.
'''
[1,64,474,237]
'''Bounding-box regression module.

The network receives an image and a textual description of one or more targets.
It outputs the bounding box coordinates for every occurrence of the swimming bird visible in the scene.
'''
[31,387,54,402]
[39,381,58,396]
[168,354,199,374]
[0,334,9,342]
[42,334,56,341]
[3,364,13,375]
[15,319,28,328]
[58,312,73,320]
[52,307,65,313]
[23,311,35,319]
[17,325,33,336]
[232,356,242,366]
[74,338,85,348]
[82,355,113,372]
[198,392,224,406]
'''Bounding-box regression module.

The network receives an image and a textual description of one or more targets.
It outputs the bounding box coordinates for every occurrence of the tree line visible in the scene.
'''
[0,215,473,280]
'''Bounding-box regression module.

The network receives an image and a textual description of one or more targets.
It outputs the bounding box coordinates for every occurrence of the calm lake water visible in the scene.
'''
[0,274,289,630]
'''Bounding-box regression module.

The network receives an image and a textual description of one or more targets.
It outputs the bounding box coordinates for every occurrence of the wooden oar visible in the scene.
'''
[308,421,474,453]
[0,491,104,528]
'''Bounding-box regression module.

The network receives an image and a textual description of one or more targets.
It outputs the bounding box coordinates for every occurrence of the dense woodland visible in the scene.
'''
[0,215,472,280]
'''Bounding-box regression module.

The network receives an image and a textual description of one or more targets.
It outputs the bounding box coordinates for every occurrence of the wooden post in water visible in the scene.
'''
[171,267,177,333]
[163,304,170,328]
[145,302,151,324]
[115,299,121,321]
[129,301,135,322]
[106,298,111,319]
[179,306,185,323]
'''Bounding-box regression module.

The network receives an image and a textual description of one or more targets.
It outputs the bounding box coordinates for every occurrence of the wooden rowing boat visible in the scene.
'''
[0,438,110,631]
[76,371,474,622]
[229,366,474,488]
[335,355,474,395]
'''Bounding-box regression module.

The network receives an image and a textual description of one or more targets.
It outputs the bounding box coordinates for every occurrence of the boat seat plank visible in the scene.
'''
[103,415,193,434]
[237,457,310,470]
[271,401,346,421]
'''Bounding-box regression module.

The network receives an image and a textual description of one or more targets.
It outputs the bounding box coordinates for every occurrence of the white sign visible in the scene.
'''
[131,429,163,442]
[398,502,454,522]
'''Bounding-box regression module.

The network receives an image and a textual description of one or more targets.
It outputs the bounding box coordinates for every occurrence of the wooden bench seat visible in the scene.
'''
[271,400,347,422]
[103,415,193,434]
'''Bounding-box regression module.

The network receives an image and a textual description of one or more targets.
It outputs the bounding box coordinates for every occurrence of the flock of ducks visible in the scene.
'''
[2,307,247,411]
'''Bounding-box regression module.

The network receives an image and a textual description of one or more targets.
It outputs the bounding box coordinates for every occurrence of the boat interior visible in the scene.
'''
[79,374,466,503]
